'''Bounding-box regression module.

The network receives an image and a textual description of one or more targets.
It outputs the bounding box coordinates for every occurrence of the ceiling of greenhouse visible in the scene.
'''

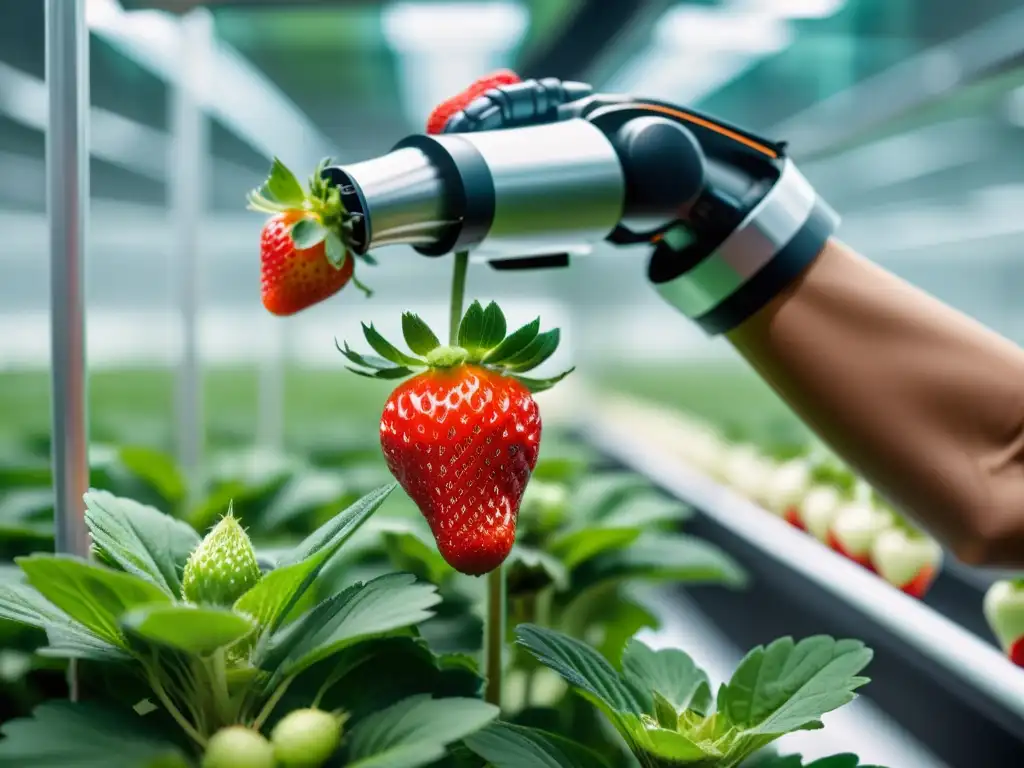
[0,0,1019,206]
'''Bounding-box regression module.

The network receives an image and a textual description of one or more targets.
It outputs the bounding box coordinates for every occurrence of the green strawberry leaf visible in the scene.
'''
[121,603,256,656]
[360,252,379,266]
[504,545,569,597]
[570,473,651,523]
[548,527,640,570]
[15,555,171,648]
[336,340,412,372]
[570,533,747,592]
[402,312,442,356]
[625,719,718,763]
[242,483,396,635]
[483,318,540,365]
[515,624,650,717]
[503,329,560,372]
[83,490,201,596]
[511,369,574,394]
[752,754,887,768]
[324,230,347,268]
[290,217,328,250]
[0,700,190,767]
[346,366,418,381]
[266,573,441,678]
[457,300,487,352]
[0,576,129,662]
[0,576,63,630]
[598,494,694,529]
[464,721,613,768]
[261,156,307,208]
[346,695,499,768]
[464,301,508,353]
[717,635,873,737]
[620,638,712,716]
[362,323,425,368]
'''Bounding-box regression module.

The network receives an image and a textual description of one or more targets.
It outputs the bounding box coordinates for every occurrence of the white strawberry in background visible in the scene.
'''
[762,458,811,521]
[827,501,894,569]
[799,485,844,542]
[680,425,728,476]
[984,580,1024,668]
[721,445,774,503]
[870,526,942,598]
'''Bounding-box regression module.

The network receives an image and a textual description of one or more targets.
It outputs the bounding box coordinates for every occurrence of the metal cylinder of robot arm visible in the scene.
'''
[321,118,629,260]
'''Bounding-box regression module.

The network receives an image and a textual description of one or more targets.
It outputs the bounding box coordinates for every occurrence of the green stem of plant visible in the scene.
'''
[147,667,207,748]
[484,565,506,707]
[449,250,470,345]
[253,676,294,731]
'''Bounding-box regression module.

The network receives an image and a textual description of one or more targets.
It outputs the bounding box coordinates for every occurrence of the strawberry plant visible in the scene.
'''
[515,624,877,768]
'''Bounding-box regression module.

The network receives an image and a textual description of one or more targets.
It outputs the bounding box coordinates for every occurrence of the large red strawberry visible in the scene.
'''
[425,70,521,135]
[339,301,572,575]
[248,158,373,315]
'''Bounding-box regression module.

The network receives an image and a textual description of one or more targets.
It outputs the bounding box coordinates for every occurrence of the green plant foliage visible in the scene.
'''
[517,624,875,768]
[0,427,880,767]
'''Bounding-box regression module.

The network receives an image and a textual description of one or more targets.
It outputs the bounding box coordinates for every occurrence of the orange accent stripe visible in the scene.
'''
[635,104,778,158]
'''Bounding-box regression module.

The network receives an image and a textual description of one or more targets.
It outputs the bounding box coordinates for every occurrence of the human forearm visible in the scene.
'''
[726,238,1024,566]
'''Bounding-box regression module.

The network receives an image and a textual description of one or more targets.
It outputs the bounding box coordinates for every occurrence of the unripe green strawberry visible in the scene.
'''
[271,708,347,768]
[203,726,275,768]
[182,513,261,606]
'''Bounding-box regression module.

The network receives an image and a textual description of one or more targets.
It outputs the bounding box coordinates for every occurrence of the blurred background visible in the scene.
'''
[2,0,1023,451]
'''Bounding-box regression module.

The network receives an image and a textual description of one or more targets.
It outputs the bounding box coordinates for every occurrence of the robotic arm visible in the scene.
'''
[323,77,1024,567]
[322,77,837,336]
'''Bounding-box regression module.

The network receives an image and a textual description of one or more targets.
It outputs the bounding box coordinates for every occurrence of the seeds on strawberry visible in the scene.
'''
[182,511,262,607]
[259,212,354,316]
[381,365,540,575]
[339,301,571,575]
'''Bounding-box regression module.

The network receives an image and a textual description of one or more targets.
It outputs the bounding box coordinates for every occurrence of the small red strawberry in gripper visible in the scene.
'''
[338,301,572,575]
[425,70,522,135]
[247,157,374,316]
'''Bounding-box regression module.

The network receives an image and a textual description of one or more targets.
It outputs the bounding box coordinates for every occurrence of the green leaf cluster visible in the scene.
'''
[517,624,875,768]
[0,484,508,767]
[338,300,573,393]
[245,156,376,292]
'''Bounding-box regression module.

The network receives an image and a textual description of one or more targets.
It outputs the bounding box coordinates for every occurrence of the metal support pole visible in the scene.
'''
[171,10,212,499]
[46,0,90,701]
[46,0,90,558]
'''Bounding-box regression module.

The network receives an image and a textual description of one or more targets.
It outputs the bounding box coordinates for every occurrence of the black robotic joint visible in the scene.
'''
[442,78,595,133]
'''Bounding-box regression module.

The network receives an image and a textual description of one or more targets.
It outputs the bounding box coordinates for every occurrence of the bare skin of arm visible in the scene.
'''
[726,238,1024,567]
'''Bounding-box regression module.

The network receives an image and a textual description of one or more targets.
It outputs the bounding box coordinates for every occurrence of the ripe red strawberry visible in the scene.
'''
[381,366,540,574]
[248,158,373,316]
[338,301,572,575]
[259,211,355,316]
[426,70,522,135]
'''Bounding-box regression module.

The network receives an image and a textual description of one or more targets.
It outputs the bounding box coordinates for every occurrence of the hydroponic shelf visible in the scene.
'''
[580,404,1024,768]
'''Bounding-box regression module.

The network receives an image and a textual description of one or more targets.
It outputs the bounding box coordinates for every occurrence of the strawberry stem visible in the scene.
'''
[449,251,470,345]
